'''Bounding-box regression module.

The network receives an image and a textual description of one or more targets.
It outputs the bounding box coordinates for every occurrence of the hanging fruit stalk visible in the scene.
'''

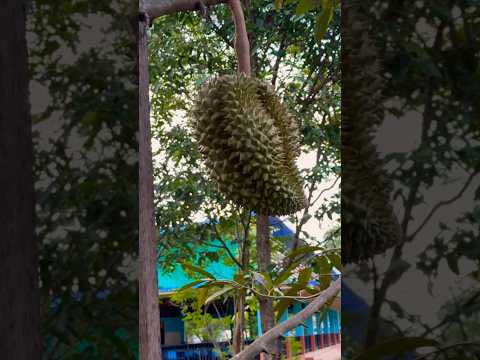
[192,0,306,357]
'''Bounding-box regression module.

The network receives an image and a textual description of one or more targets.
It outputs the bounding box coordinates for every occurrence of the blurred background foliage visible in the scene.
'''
[344,1,480,359]
[28,0,138,358]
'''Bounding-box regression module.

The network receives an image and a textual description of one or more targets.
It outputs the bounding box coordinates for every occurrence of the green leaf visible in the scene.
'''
[315,0,334,42]
[274,0,284,11]
[177,279,208,293]
[234,272,248,285]
[273,259,303,286]
[275,298,294,320]
[314,255,331,273]
[295,0,315,15]
[182,262,216,280]
[287,245,322,260]
[313,255,332,289]
[205,286,234,304]
[274,267,312,320]
[328,253,342,271]
[252,271,272,291]
[352,337,439,360]
[298,267,312,285]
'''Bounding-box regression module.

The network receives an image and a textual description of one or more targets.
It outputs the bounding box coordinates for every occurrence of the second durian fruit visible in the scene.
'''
[191,74,306,215]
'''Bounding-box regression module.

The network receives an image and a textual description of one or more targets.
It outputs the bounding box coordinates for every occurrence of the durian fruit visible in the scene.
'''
[342,1,403,264]
[191,74,306,216]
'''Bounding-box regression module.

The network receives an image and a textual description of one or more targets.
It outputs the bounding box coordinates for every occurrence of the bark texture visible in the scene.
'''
[232,288,246,354]
[0,1,42,359]
[231,279,341,360]
[139,13,162,360]
[256,215,280,360]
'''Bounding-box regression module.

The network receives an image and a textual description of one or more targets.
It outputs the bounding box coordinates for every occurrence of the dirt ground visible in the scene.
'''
[301,344,341,360]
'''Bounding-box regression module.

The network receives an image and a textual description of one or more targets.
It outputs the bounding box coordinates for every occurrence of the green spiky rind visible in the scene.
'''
[342,2,403,264]
[191,74,306,215]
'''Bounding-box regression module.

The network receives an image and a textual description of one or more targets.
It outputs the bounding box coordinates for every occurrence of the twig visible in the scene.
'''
[211,222,243,269]
[310,175,340,206]
[408,170,479,241]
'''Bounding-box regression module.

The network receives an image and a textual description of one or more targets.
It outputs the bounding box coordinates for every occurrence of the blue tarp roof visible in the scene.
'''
[158,216,333,292]
[157,216,291,292]
[157,238,237,292]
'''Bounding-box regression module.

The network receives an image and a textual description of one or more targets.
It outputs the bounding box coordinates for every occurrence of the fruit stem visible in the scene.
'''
[228,0,251,76]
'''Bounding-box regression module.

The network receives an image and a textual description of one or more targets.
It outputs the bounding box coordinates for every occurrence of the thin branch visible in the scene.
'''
[204,11,234,48]
[211,224,244,269]
[310,175,340,206]
[285,146,323,267]
[230,279,341,360]
[420,290,480,338]
[271,35,288,88]
[408,170,479,241]
[413,340,480,360]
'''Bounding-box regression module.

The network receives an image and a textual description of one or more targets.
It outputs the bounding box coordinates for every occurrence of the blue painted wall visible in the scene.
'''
[257,301,341,337]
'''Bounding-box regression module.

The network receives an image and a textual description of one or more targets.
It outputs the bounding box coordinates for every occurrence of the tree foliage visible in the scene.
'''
[344,1,480,358]
[149,0,341,353]
[150,0,341,268]
[28,0,139,357]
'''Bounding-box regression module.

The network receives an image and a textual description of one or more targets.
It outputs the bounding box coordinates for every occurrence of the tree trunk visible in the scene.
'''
[256,215,280,360]
[139,9,162,360]
[0,1,42,359]
[232,288,246,354]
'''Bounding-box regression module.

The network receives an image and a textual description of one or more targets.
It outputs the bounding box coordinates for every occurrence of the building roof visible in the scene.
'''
[157,238,238,293]
[157,216,334,294]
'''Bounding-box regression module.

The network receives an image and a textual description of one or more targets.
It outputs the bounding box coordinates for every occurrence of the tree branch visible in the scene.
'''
[310,175,340,206]
[205,11,234,48]
[228,0,250,75]
[271,35,287,88]
[407,170,479,241]
[211,223,244,269]
[230,278,341,360]
[145,0,228,20]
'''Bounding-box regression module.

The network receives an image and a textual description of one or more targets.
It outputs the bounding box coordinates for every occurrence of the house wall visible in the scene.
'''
[161,316,185,346]
[257,303,341,338]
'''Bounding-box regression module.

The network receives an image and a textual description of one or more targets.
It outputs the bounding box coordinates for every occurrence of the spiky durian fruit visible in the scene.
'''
[191,74,306,215]
[342,1,403,263]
